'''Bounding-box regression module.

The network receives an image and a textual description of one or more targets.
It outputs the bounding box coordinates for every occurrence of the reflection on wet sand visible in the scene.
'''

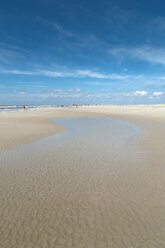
[0,117,165,248]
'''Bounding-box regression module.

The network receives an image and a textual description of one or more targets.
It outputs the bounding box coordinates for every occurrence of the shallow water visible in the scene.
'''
[0,118,164,248]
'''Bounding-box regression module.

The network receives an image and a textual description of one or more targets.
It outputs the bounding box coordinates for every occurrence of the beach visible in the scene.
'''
[0,105,165,247]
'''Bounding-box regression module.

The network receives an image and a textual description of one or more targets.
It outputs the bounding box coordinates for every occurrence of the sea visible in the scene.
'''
[0,105,56,112]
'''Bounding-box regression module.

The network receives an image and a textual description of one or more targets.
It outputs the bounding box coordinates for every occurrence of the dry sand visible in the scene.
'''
[0,105,165,247]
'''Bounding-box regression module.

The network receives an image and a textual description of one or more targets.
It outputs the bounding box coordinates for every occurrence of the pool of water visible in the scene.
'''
[0,117,142,173]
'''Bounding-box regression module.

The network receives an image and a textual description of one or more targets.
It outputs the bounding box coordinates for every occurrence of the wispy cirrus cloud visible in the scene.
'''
[3,70,37,75]
[109,46,165,65]
[1,68,129,80]
[0,42,34,68]
[147,17,165,33]
[36,17,76,37]
[0,48,24,65]
[75,70,129,79]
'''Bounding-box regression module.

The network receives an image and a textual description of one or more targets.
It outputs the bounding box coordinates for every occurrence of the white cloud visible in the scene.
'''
[153,91,164,96]
[75,70,129,79]
[11,90,26,95]
[43,89,63,94]
[68,89,81,93]
[2,68,129,80]
[6,70,37,75]
[155,76,165,80]
[124,91,148,97]
[39,70,69,77]
[42,89,82,98]
[134,91,148,96]
[109,46,165,65]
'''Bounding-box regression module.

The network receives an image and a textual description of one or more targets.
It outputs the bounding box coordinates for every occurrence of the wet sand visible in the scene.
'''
[0,105,165,247]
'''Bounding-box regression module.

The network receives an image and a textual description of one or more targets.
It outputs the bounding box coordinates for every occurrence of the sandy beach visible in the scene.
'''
[0,104,164,151]
[0,105,165,247]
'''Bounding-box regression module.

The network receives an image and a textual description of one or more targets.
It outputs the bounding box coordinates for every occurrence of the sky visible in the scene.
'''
[1,0,165,105]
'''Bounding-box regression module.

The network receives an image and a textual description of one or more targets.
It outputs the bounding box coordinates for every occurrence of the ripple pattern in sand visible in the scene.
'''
[0,118,165,248]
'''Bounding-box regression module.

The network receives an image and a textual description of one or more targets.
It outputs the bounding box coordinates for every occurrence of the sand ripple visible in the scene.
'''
[0,118,165,247]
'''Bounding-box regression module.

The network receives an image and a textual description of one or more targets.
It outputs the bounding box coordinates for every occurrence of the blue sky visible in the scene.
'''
[1,0,165,105]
